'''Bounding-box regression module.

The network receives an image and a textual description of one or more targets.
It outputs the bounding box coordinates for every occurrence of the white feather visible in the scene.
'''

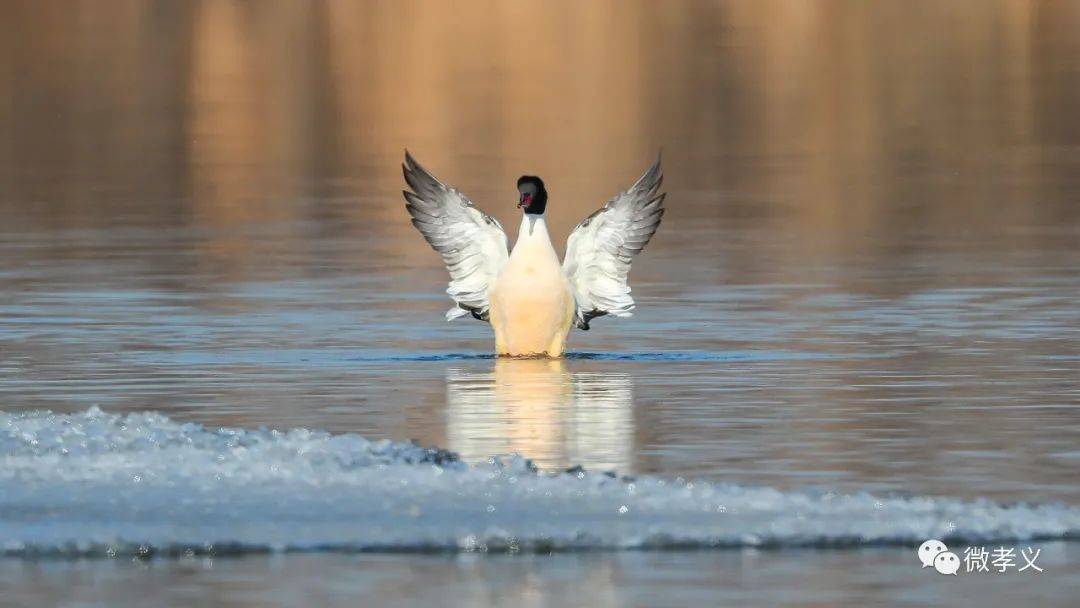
[563,157,666,329]
[403,151,509,322]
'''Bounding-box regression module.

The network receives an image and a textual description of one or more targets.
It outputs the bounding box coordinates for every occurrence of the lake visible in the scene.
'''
[1,1,1079,606]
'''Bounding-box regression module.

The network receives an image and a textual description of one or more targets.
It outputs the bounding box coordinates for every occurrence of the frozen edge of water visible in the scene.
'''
[2,407,1078,559]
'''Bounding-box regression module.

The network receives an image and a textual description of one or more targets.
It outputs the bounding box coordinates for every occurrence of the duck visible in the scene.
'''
[402,151,666,357]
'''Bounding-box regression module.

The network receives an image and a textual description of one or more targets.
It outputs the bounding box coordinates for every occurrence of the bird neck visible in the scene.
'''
[511,212,555,257]
[519,211,550,239]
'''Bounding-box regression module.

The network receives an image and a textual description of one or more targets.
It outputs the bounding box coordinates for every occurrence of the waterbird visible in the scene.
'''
[403,151,666,357]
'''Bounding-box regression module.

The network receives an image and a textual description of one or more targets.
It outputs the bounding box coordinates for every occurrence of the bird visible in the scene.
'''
[402,150,666,357]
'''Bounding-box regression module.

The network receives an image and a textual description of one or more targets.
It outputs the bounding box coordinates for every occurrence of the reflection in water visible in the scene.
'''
[446,359,633,472]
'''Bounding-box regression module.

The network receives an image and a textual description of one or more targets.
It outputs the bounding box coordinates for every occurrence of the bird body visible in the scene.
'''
[403,151,665,358]
[490,214,576,356]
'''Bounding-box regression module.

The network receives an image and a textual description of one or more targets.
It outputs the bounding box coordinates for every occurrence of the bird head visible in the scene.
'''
[517,176,548,215]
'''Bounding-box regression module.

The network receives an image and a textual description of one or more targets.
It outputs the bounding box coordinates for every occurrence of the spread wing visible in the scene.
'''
[403,151,509,322]
[563,156,666,330]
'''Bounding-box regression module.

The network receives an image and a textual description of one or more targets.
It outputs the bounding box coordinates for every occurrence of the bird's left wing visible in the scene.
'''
[562,156,666,330]
[403,151,509,322]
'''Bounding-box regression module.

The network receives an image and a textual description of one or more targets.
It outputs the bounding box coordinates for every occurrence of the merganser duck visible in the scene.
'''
[403,151,666,357]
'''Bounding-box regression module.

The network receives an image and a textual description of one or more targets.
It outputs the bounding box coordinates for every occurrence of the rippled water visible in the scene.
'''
[2,1,1080,606]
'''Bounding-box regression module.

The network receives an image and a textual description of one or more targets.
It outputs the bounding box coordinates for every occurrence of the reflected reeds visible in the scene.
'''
[2,1,1077,257]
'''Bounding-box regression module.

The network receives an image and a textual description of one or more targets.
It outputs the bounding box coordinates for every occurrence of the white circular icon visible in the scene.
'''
[918,539,948,568]
[934,551,960,575]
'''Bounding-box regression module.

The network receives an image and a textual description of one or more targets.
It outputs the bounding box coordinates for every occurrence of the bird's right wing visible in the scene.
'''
[402,151,509,322]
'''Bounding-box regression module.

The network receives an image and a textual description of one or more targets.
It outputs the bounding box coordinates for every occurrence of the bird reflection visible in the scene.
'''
[445,359,634,473]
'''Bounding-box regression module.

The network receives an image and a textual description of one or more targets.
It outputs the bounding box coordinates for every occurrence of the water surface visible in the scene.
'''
[1,1,1079,606]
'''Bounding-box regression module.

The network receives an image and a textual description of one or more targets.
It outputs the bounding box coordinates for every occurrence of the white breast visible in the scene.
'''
[489,215,575,356]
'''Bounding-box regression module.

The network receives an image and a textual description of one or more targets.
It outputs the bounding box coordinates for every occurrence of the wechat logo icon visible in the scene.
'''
[918,539,960,575]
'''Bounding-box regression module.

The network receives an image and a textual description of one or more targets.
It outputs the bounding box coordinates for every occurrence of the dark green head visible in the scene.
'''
[516,176,548,215]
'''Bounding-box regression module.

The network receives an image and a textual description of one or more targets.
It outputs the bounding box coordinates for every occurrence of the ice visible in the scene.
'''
[1,407,1077,557]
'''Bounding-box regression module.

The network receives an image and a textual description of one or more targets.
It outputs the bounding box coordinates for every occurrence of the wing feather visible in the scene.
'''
[563,156,666,329]
[402,151,509,322]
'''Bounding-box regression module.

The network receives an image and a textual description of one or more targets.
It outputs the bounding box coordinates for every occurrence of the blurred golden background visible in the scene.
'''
[2,0,1077,270]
